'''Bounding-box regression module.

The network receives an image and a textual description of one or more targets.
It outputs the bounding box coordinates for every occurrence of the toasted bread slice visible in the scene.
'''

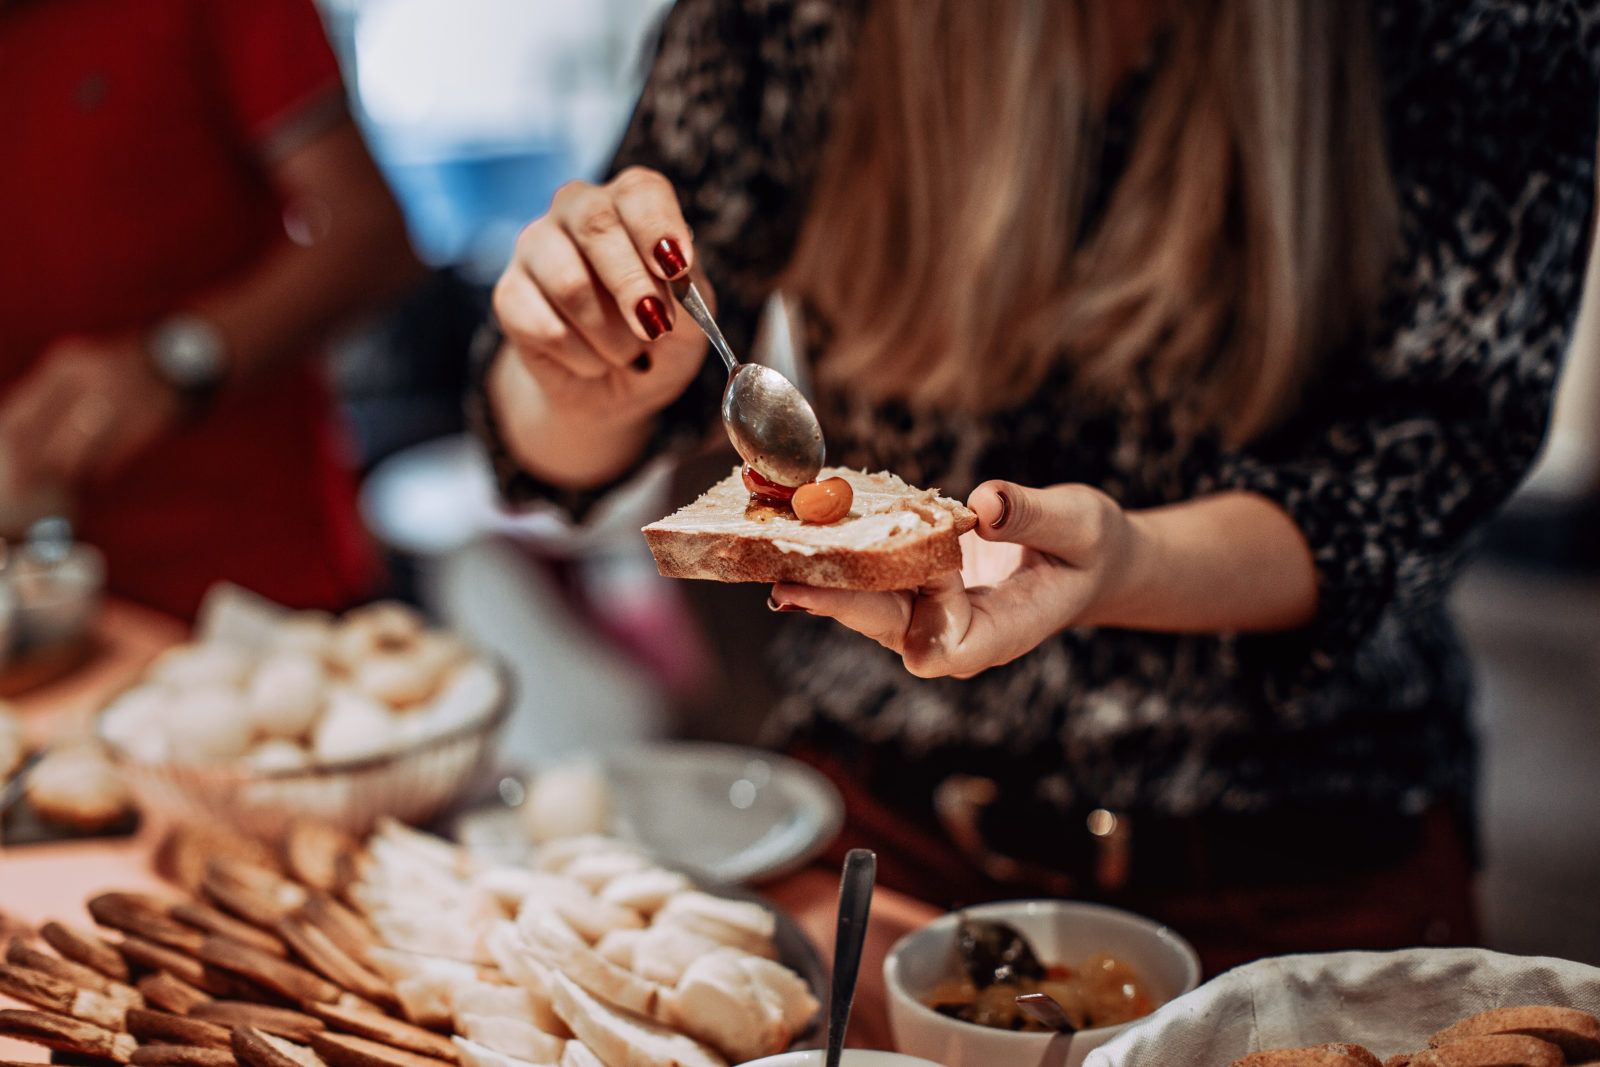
[1408,1034,1564,1066]
[128,1045,235,1067]
[643,467,975,591]
[233,1027,328,1067]
[1231,1046,1380,1067]
[1430,1006,1600,1063]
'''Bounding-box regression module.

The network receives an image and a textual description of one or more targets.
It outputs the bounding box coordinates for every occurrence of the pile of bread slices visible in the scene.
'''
[0,819,817,1067]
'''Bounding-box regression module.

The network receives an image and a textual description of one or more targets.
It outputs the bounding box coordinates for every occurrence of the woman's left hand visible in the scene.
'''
[770,481,1145,678]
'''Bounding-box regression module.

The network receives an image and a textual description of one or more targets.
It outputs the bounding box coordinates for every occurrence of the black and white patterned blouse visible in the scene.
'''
[482,0,1599,823]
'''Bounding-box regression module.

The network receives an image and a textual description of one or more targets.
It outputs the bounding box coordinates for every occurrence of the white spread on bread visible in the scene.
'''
[646,467,963,550]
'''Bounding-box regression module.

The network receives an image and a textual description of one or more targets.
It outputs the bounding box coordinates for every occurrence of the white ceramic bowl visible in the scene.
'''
[884,900,1201,1067]
[740,1052,944,1067]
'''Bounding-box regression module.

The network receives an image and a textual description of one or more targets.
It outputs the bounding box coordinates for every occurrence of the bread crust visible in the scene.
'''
[644,467,975,591]
[643,525,964,591]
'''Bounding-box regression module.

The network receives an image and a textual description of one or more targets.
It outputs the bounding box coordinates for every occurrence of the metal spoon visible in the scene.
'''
[1015,991,1078,1034]
[670,277,825,487]
[825,848,877,1067]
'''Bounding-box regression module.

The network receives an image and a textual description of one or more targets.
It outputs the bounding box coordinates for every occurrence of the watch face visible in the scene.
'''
[151,317,225,389]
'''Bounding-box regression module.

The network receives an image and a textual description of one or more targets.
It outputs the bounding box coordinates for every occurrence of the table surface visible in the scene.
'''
[0,602,939,1059]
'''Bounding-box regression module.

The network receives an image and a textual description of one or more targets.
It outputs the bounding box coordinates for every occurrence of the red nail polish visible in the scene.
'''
[653,237,688,279]
[636,296,669,340]
[632,352,652,373]
[991,490,1011,530]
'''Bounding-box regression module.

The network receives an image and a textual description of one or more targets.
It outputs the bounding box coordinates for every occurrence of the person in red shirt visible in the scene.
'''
[0,0,421,619]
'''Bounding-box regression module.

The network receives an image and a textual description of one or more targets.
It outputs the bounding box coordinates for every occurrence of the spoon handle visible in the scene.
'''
[670,277,740,374]
[826,848,877,1067]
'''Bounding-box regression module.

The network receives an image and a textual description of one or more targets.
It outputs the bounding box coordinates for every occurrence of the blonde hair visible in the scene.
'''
[784,0,1399,444]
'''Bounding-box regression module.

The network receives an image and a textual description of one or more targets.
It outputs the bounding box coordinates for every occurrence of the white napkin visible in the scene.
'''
[1086,948,1600,1066]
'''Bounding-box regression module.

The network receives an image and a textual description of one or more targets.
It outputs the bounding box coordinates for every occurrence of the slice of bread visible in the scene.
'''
[1230,1046,1380,1067]
[1430,1006,1600,1063]
[643,467,976,591]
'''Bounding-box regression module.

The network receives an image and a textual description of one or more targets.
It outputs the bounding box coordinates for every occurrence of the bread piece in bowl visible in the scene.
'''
[643,467,976,591]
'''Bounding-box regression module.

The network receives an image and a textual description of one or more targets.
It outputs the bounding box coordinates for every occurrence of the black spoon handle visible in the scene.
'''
[825,848,877,1067]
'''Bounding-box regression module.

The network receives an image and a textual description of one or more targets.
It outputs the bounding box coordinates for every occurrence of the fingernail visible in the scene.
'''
[632,352,651,373]
[653,237,688,279]
[990,490,1011,530]
[766,595,807,614]
[636,296,670,340]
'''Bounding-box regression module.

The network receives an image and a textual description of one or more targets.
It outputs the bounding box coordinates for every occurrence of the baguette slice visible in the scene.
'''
[303,995,459,1063]
[0,1007,138,1063]
[189,1002,325,1045]
[6,939,139,1005]
[234,1027,329,1067]
[450,1037,558,1067]
[127,1007,235,1050]
[309,1031,454,1067]
[129,1045,236,1067]
[548,973,724,1067]
[139,972,213,1014]
[41,922,129,982]
[643,467,976,591]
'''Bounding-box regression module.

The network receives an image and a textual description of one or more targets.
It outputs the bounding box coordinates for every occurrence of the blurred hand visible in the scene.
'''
[0,335,180,493]
[770,481,1141,679]
[493,167,708,432]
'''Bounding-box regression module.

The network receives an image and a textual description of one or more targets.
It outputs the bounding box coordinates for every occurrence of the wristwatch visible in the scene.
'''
[146,315,227,418]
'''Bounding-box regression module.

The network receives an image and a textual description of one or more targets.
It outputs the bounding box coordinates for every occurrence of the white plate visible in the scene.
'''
[456,742,845,885]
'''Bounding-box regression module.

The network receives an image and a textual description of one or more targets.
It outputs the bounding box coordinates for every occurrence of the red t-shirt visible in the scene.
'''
[0,0,378,619]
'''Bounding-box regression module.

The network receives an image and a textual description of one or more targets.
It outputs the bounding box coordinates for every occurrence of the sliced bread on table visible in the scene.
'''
[643,467,976,591]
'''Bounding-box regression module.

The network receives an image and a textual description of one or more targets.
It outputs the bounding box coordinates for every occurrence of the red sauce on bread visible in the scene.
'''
[741,465,797,506]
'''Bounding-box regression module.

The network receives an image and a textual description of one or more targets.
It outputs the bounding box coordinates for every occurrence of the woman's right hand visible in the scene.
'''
[492,167,708,432]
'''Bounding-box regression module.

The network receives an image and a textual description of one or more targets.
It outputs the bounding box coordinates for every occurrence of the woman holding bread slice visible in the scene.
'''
[472,0,1599,971]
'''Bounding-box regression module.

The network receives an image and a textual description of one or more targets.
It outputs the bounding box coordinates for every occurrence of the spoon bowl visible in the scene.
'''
[670,276,825,487]
[723,365,825,488]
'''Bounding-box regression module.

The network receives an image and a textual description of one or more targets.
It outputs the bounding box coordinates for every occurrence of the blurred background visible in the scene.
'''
[335,0,1600,964]
[2,0,1596,963]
